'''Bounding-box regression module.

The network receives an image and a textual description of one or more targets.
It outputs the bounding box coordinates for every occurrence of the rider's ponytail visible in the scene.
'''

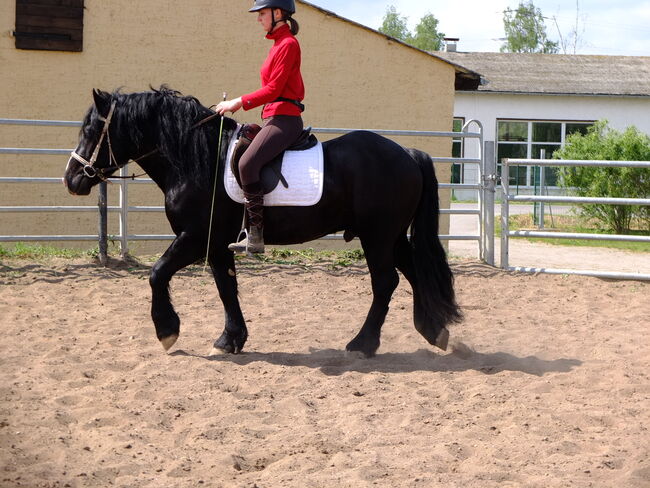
[285,14,299,35]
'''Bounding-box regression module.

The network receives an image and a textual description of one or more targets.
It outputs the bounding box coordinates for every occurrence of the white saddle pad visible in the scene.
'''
[224,133,324,207]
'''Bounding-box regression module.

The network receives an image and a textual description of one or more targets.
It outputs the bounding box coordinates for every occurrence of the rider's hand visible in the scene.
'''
[214,97,243,115]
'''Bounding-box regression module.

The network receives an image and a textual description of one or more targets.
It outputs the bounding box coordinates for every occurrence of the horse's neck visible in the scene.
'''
[126,108,176,190]
[134,153,170,192]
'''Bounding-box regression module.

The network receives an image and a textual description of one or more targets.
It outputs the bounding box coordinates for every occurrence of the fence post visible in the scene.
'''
[119,164,129,257]
[537,149,546,229]
[483,141,496,266]
[500,158,510,269]
[97,181,108,265]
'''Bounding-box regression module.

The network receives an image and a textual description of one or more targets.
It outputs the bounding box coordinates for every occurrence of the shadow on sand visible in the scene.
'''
[170,344,581,377]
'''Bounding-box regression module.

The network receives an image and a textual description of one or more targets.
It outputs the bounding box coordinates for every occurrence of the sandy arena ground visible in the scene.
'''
[1,255,649,487]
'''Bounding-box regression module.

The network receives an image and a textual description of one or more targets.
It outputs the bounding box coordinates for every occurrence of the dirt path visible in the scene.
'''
[449,203,650,276]
[1,257,649,487]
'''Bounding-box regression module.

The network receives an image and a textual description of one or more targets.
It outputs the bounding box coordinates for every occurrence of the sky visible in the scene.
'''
[307,0,650,56]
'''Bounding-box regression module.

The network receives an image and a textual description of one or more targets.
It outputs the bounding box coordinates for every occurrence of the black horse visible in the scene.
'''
[64,87,461,357]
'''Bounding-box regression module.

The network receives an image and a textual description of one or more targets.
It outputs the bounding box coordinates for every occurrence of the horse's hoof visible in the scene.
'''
[345,349,369,360]
[208,347,226,356]
[160,334,179,351]
[434,328,450,351]
[345,335,379,358]
[209,346,241,356]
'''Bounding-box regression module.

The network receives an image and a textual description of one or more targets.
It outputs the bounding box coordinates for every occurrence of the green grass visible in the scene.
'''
[0,243,367,269]
[500,214,650,252]
[240,247,366,268]
[0,242,99,260]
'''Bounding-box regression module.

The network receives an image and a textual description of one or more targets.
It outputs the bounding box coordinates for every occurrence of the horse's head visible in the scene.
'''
[64,89,130,196]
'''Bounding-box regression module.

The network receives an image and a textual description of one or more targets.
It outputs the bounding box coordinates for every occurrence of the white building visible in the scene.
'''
[435,52,650,198]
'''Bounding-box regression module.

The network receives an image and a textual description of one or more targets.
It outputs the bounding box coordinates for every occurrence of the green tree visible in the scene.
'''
[379,6,445,52]
[501,1,559,53]
[555,121,650,234]
[411,13,445,52]
[379,5,409,41]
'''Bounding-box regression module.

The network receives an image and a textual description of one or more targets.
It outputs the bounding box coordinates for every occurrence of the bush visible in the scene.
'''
[555,121,650,234]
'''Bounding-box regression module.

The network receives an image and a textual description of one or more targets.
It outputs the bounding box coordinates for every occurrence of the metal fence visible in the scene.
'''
[1,117,492,264]
[501,157,650,281]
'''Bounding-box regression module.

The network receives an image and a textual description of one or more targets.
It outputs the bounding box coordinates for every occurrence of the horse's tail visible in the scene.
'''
[406,148,463,350]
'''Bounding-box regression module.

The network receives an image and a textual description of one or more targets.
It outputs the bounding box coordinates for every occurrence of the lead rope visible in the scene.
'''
[203,93,227,272]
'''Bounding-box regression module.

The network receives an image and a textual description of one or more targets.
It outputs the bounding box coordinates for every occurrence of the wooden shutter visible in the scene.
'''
[14,0,84,52]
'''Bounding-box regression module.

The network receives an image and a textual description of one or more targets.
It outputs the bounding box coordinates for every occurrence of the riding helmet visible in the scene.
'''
[249,0,295,14]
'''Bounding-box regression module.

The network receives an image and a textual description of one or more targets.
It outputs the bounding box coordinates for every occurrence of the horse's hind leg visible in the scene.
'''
[150,233,203,350]
[393,233,424,328]
[394,234,449,351]
[345,238,399,357]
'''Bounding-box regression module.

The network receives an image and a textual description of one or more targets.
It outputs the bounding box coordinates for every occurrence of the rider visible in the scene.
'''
[215,0,305,254]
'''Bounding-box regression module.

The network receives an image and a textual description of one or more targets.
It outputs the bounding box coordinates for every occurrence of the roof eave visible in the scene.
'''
[464,90,650,98]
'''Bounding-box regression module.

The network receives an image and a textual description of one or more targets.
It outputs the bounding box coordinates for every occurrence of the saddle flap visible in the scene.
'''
[225,138,324,207]
[229,124,318,195]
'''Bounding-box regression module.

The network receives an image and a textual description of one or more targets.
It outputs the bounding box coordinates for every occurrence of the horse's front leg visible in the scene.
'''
[208,250,248,354]
[150,231,203,350]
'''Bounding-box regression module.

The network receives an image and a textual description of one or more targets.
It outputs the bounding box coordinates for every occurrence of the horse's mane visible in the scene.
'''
[109,86,238,187]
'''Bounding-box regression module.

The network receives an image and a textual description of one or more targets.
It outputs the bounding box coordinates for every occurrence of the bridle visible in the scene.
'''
[67,99,223,181]
[67,101,156,181]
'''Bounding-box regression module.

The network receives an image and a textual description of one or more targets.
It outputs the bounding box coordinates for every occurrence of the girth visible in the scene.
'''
[230,123,318,195]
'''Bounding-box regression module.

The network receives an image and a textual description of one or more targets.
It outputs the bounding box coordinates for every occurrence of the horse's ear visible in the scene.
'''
[92,89,111,114]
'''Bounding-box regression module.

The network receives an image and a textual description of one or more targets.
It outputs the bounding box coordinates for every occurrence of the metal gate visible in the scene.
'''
[1,117,492,264]
[501,157,650,281]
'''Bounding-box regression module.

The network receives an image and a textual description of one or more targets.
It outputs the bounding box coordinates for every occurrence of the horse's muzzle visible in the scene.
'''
[63,170,92,196]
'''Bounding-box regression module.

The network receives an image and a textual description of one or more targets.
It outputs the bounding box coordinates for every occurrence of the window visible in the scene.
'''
[14,0,84,52]
[497,120,593,190]
[498,121,527,142]
[566,123,591,137]
[451,118,464,184]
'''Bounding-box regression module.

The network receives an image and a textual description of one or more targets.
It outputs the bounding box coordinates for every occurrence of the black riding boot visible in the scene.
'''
[228,182,265,255]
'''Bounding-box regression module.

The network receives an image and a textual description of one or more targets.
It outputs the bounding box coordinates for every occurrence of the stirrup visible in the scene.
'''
[228,228,250,255]
[228,227,265,255]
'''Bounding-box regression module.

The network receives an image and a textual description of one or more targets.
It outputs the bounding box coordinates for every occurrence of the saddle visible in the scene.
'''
[229,124,318,194]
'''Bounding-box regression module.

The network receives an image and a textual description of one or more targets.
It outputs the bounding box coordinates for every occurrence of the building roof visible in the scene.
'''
[299,1,482,90]
[436,52,650,97]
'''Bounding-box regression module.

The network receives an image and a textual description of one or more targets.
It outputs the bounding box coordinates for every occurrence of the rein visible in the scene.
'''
[68,101,223,182]
[191,110,222,130]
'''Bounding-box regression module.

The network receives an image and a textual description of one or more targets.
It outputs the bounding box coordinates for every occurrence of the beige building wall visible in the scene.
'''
[0,0,455,253]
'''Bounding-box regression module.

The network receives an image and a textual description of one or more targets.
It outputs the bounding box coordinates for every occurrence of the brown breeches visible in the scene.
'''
[238,115,304,186]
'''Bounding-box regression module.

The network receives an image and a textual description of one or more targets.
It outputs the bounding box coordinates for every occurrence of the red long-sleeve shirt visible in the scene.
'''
[241,24,305,118]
